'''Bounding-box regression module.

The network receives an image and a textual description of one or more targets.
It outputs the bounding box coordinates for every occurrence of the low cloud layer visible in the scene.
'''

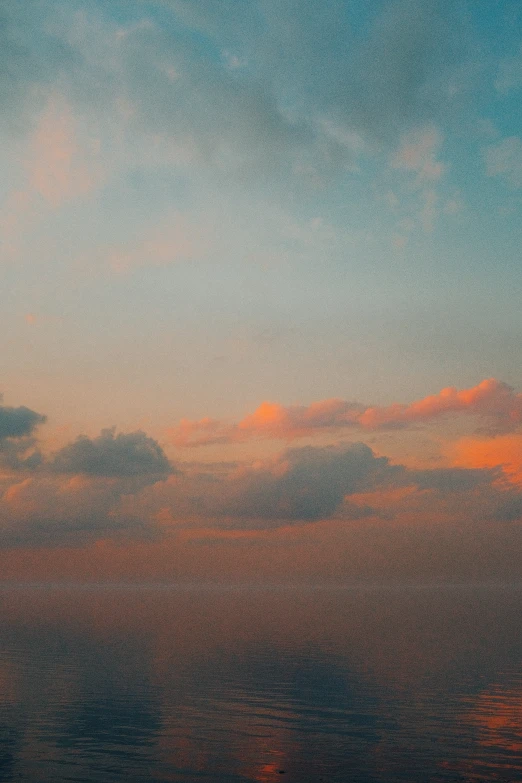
[202,446,516,530]
[0,383,521,551]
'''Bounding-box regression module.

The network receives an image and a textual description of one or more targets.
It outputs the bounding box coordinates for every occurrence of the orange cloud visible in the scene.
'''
[448,433,522,485]
[170,378,522,447]
[171,399,363,446]
[358,378,522,429]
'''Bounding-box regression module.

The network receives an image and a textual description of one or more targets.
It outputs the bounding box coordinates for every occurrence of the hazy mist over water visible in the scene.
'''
[0,584,520,782]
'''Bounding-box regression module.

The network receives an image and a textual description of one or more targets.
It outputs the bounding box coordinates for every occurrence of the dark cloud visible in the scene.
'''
[0,472,159,548]
[0,402,46,470]
[0,438,43,471]
[182,442,522,530]
[492,494,522,523]
[412,467,499,493]
[0,404,46,440]
[0,406,173,546]
[51,428,173,478]
[218,442,401,523]
[0,421,174,547]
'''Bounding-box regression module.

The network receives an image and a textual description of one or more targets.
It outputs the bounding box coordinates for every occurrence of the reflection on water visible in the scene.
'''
[0,584,520,782]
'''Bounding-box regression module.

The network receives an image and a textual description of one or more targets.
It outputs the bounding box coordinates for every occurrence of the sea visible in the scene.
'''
[0,583,520,782]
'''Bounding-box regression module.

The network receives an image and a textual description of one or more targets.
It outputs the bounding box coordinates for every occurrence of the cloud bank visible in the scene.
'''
[0,380,521,564]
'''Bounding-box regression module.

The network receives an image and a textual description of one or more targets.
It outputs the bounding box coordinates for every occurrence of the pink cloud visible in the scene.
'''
[0,96,103,262]
[391,126,446,181]
[169,378,522,447]
[28,95,102,207]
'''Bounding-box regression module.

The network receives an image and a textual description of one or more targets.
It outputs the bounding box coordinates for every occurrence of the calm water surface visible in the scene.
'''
[0,584,520,782]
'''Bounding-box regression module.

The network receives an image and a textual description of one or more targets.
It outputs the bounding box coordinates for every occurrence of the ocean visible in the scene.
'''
[0,584,520,782]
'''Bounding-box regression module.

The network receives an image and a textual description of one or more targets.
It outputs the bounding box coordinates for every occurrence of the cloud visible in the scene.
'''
[0,0,471,185]
[0,473,157,548]
[446,433,522,485]
[28,94,102,207]
[0,423,174,546]
[0,400,46,470]
[213,445,522,528]
[484,137,522,188]
[391,126,445,181]
[495,42,522,94]
[492,494,522,523]
[0,1,76,132]
[111,11,309,175]
[0,403,46,441]
[217,443,399,524]
[170,378,522,446]
[341,0,466,141]
[114,441,401,530]
[356,378,522,431]
[412,467,499,493]
[167,0,467,143]
[0,395,175,545]
[171,399,364,446]
[137,439,522,532]
[51,428,173,479]
[1,426,521,547]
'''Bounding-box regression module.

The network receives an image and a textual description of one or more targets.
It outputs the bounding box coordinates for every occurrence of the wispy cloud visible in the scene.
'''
[0,0,472,179]
[391,126,446,182]
[495,42,522,94]
[484,137,522,189]
[28,95,102,207]
[0,93,103,262]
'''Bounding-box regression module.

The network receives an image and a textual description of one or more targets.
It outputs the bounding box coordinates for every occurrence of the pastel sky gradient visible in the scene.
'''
[2,0,522,582]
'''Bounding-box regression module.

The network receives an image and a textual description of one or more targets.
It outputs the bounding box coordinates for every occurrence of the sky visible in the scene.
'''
[1,0,522,583]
